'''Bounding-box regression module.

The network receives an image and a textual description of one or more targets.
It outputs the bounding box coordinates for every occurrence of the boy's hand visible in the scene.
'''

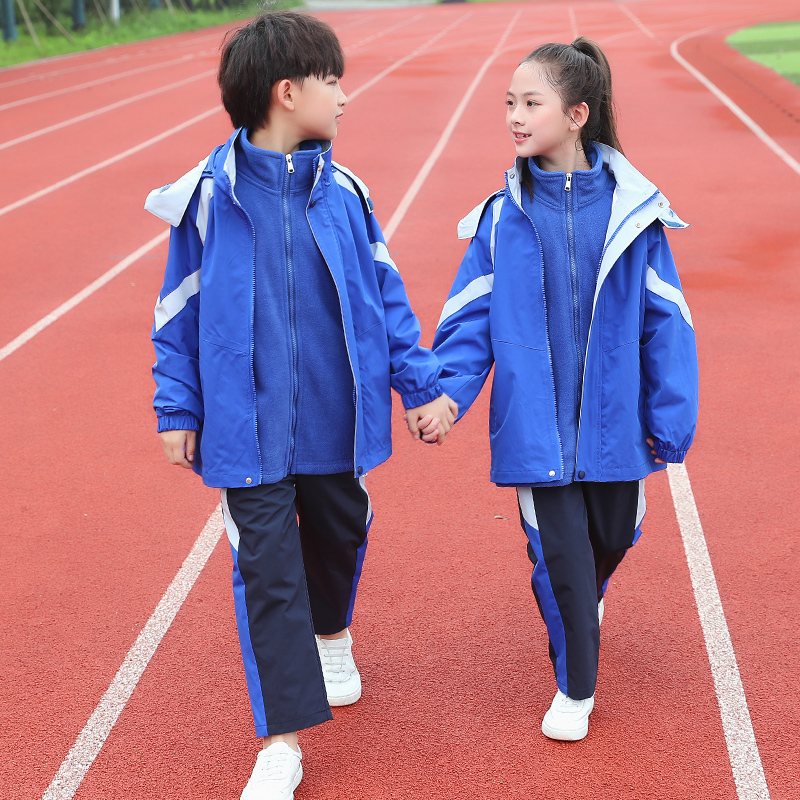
[405,394,458,445]
[646,438,666,465]
[160,430,197,469]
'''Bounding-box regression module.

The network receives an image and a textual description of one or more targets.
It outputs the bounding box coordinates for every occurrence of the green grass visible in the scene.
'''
[728,21,800,87]
[0,2,299,69]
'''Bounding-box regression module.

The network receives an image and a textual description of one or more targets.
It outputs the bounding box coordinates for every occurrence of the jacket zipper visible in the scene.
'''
[505,171,564,480]
[284,152,299,474]
[565,172,581,480]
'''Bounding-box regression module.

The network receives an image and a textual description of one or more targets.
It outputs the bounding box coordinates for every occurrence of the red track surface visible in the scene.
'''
[1,1,798,797]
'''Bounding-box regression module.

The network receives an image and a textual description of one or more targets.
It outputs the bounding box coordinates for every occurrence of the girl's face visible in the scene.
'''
[506,63,579,163]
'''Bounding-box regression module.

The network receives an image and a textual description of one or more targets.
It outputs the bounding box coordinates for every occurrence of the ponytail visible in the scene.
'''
[521,37,623,154]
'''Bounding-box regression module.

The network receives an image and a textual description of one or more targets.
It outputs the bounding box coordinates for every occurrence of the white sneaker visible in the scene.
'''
[598,598,605,626]
[240,742,302,800]
[541,690,595,741]
[316,629,362,706]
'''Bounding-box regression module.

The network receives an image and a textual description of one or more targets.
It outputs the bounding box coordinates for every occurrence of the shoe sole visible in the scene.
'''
[328,686,362,706]
[541,718,589,741]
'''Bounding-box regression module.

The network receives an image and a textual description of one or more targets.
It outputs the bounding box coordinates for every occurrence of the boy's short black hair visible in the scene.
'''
[218,11,345,131]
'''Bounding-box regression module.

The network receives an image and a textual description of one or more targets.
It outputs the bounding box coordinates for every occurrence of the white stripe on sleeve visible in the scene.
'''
[370,241,398,272]
[646,266,694,329]
[437,273,494,328]
[154,269,201,332]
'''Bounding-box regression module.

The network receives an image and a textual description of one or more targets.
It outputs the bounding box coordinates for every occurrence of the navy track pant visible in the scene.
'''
[517,480,645,701]
[221,473,372,737]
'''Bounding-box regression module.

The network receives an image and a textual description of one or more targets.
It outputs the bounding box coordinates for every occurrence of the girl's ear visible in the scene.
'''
[273,79,295,112]
[568,101,590,130]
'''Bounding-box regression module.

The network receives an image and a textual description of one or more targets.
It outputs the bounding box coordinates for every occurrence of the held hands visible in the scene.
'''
[404,394,458,445]
[160,430,197,469]
[646,438,666,465]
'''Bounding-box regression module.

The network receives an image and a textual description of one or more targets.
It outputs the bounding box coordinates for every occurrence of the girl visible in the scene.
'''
[427,39,698,741]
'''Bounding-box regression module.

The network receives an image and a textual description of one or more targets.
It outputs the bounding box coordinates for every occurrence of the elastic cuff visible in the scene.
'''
[655,442,687,463]
[157,413,200,433]
[400,383,444,410]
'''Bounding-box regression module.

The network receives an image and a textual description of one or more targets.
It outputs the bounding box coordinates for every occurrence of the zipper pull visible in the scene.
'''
[564,172,572,191]
[286,153,295,174]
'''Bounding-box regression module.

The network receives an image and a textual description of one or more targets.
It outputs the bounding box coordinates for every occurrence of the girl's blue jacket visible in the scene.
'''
[146,130,442,489]
[433,144,699,485]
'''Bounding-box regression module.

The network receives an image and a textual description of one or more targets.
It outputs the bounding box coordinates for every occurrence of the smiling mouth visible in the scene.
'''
[513,131,531,140]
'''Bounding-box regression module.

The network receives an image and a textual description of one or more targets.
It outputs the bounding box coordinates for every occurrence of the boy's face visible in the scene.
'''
[292,75,347,142]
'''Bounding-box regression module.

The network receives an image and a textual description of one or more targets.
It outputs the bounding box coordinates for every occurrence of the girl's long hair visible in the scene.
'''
[522,37,623,154]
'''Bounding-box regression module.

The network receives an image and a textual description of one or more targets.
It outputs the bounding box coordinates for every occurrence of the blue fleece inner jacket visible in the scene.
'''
[234,132,355,480]
[520,143,614,485]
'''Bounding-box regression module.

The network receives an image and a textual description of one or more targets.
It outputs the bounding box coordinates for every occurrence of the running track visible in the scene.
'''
[1,1,798,797]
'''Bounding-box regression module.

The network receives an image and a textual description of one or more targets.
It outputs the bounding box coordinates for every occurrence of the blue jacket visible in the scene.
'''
[146,129,443,488]
[433,144,699,486]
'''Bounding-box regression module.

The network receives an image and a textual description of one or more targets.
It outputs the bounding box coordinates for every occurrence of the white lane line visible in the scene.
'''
[618,4,655,39]
[384,11,520,242]
[0,9,479,363]
[0,52,210,112]
[0,230,169,364]
[30,15,509,800]
[671,27,800,176]
[667,464,771,800]
[0,54,137,90]
[346,12,424,51]
[0,15,472,217]
[0,106,220,219]
[346,10,472,102]
[40,507,225,800]
[568,6,579,39]
[0,70,216,152]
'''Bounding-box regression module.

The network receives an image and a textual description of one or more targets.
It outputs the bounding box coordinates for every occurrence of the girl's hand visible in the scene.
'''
[646,438,666,465]
[404,394,458,444]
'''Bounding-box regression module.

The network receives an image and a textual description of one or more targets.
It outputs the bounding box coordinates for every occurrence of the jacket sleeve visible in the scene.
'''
[431,201,496,421]
[641,224,699,462]
[365,213,443,409]
[151,193,205,433]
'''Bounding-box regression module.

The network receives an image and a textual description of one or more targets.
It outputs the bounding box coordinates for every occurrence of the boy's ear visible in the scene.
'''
[273,78,295,112]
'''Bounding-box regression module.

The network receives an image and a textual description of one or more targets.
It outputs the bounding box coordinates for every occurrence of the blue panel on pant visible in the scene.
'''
[230,543,270,737]
[520,516,570,694]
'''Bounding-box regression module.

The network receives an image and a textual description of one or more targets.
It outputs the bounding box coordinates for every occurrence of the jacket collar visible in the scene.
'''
[144,129,334,226]
[220,128,334,203]
[506,143,687,236]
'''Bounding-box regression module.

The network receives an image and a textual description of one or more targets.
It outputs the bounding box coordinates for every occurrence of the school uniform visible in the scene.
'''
[433,143,698,699]
[147,129,442,735]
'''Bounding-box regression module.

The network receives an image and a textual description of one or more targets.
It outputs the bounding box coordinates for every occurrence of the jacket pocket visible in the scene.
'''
[599,341,650,470]
[198,335,257,478]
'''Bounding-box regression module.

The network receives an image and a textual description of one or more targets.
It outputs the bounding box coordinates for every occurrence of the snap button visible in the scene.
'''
[548,470,556,477]
[509,172,515,178]
[309,199,316,208]
[658,202,664,207]
[578,470,586,479]
[357,466,363,475]
[635,222,642,228]
[245,477,252,485]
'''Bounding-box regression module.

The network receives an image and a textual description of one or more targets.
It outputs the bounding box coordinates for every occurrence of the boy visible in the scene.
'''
[146,12,456,800]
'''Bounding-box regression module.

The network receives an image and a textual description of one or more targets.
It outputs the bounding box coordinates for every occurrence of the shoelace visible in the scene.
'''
[318,639,350,675]
[255,750,296,783]
[555,693,586,713]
